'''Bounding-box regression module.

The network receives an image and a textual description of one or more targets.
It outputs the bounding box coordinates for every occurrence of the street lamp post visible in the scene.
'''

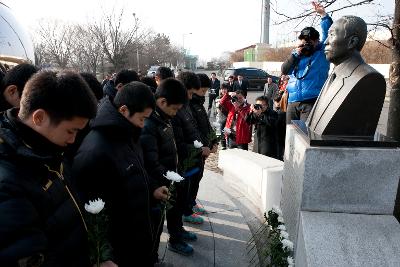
[133,13,140,71]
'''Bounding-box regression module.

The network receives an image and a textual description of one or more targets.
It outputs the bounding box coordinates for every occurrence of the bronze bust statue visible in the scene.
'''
[306,16,386,136]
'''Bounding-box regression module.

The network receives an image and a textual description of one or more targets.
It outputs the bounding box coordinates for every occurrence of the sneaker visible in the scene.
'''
[193,204,206,215]
[180,229,197,241]
[167,240,194,256]
[183,213,204,224]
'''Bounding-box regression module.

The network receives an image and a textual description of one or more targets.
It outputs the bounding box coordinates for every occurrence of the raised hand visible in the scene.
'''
[312,1,326,16]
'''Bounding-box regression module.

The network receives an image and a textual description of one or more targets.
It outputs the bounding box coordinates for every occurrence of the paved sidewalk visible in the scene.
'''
[157,169,262,267]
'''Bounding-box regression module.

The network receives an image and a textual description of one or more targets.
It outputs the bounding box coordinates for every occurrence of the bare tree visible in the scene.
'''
[89,8,141,71]
[69,25,104,74]
[36,19,75,69]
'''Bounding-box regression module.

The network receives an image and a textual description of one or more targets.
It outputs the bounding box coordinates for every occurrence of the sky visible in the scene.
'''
[2,0,395,62]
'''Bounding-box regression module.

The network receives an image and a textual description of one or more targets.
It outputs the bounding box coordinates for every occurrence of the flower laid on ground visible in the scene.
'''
[282,239,294,251]
[253,206,294,267]
[280,230,289,240]
[85,198,112,267]
[287,256,294,267]
[272,205,283,216]
[277,224,286,231]
[193,140,203,148]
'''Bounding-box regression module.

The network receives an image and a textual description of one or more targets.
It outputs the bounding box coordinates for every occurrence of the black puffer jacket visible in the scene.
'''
[0,109,89,267]
[72,99,155,267]
[190,94,218,148]
[245,108,278,158]
[140,107,178,187]
[171,104,201,162]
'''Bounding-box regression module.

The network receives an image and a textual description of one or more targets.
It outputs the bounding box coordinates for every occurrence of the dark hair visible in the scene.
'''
[114,81,155,115]
[176,71,200,90]
[80,72,103,101]
[2,63,38,96]
[221,83,230,89]
[115,69,139,85]
[228,75,234,80]
[298,26,320,41]
[140,76,158,93]
[19,71,97,124]
[211,72,216,76]
[235,90,245,96]
[155,78,187,105]
[196,73,211,88]
[256,95,269,104]
[156,67,174,80]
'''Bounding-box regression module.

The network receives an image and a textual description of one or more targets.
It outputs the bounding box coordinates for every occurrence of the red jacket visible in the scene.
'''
[220,94,252,144]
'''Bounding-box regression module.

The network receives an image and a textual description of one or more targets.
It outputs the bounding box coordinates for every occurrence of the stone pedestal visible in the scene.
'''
[281,125,400,265]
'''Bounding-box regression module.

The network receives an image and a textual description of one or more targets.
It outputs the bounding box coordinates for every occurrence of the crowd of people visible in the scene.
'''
[0,2,335,266]
[0,63,223,267]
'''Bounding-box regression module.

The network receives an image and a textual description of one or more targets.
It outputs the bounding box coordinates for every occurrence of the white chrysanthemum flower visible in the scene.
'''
[277,224,286,231]
[223,127,231,134]
[280,230,289,240]
[287,256,294,266]
[193,140,203,148]
[278,216,285,223]
[272,205,283,216]
[282,239,294,251]
[212,122,220,128]
[84,198,105,214]
[163,171,185,182]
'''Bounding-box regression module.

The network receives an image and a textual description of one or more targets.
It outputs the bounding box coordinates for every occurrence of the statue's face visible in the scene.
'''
[324,19,352,65]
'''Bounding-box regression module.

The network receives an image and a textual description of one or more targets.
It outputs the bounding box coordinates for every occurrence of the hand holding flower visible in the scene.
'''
[153,186,169,201]
[201,146,211,157]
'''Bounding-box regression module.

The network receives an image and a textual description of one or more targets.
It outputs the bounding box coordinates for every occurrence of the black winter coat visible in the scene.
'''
[171,104,201,165]
[246,109,278,158]
[0,109,89,267]
[72,99,155,267]
[189,94,217,148]
[140,107,178,187]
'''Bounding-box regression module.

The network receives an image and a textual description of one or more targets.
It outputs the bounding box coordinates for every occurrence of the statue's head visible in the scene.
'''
[324,16,367,65]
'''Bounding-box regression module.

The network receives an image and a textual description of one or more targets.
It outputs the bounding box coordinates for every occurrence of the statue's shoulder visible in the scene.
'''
[355,63,384,78]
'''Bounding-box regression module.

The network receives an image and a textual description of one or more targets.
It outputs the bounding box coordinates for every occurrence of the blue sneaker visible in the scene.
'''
[183,213,204,224]
[193,204,206,215]
[180,229,197,241]
[167,240,194,256]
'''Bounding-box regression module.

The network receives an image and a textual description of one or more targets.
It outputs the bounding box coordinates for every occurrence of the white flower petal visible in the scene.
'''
[163,171,185,182]
[280,230,289,240]
[84,198,105,214]
[272,205,283,216]
[193,140,203,148]
[277,225,286,231]
[223,127,231,134]
[282,239,294,251]
[278,216,285,223]
[287,256,294,265]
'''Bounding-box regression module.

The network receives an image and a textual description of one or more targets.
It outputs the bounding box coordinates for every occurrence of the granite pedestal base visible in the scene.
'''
[281,125,400,252]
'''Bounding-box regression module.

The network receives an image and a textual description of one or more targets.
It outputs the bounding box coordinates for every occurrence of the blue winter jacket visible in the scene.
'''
[286,15,333,103]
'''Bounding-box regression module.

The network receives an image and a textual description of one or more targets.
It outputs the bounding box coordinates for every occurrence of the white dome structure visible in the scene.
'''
[0,2,35,65]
